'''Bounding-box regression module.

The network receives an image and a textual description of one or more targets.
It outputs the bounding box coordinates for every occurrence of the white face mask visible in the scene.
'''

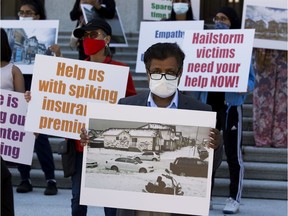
[19,17,34,21]
[173,3,189,15]
[149,77,179,98]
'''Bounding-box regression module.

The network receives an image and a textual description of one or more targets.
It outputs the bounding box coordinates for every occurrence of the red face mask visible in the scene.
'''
[83,38,106,55]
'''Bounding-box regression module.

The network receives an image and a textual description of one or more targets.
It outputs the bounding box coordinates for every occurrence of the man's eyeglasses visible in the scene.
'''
[18,10,36,16]
[148,69,180,80]
[82,31,105,40]
[213,16,228,23]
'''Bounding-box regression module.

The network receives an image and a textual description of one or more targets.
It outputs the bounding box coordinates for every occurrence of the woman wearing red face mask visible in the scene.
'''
[70,0,116,60]
[69,19,136,216]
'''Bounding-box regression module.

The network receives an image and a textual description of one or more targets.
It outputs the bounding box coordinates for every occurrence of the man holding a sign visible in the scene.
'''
[80,43,222,216]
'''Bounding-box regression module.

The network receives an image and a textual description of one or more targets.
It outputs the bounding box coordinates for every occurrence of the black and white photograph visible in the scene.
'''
[80,103,216,215]
[85,120,211,197]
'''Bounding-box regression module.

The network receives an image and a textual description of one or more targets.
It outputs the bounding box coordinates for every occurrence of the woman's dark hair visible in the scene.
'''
[19,0,46,20]
[169,0,194,21]
[1,28,12,62]
[144,43,185,70]
[216,7,241,29]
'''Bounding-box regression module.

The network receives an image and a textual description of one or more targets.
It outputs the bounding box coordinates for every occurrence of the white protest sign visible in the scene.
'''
[143,0,200,21]
[136,21,204,73]
[0,90,35,165]
[1,20,59,74]
[179,29,255,92]
[81,102,216,216]
[143,0,173,20]
[242,0,287,50]
[25,55,129,139]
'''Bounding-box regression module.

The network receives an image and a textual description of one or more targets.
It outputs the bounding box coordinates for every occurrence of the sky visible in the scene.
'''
[24,28,57,47]
[246,5,288,24]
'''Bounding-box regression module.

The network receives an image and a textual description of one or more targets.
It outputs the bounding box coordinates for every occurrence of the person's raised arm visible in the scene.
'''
[70,0,82,21]
[95,0,116,19]
[82,0,116,19]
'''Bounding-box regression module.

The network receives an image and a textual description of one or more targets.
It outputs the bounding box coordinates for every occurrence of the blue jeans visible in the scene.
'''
[18,134,55,181]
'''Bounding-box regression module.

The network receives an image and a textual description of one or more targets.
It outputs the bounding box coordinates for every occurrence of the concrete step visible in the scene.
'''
[216,162,287,181]
[221,146,287,164]
[243,117,253,131]
[113,52,137,61]
[243,146,287,163]
[242,131,255,146]
[29,153,63,170]
[243,104,253,117]
[213,178,287,200]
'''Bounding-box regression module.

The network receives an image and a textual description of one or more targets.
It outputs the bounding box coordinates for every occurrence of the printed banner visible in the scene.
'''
[25,55,129,139]
[1,20,59,74]
[179,29,255,92]
[0,90,35,165]
[80,102,216,216]
[136,21,204,73]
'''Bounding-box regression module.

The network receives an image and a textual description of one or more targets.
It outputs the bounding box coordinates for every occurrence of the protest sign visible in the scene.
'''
[136,21,204,73]
[242,0,287,50]
[143,0,200,21]
[0,90,35,165]
[25,55,129,139]
[179,29,255,92]
[1,20,59,74]
[80,102,216,216]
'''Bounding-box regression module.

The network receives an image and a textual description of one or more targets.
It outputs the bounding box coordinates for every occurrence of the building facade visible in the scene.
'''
[1,0,243,32]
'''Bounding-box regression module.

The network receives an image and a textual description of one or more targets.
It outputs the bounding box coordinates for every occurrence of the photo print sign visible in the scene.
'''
[242,0,287,50]
[80,102,216,216]
[1,20,59,74]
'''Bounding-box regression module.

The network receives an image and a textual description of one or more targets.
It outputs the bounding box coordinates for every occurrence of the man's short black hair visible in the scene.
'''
[144,42,185,70]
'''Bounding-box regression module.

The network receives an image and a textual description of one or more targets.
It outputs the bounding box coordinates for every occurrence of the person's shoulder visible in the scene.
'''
[12,64,23,75]
[118,92,149,106]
